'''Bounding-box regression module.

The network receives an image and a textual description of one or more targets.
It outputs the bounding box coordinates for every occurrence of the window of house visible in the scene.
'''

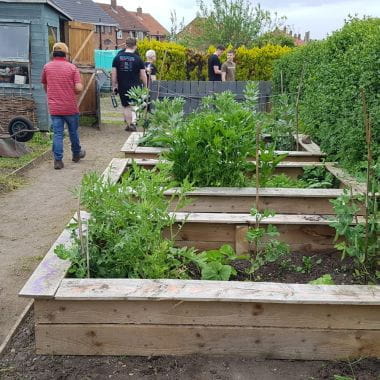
[0,23,30,85]
[101,26,105,33]
[108,26,112,33]
[117,30,123,39]
[137,31,144,40]
[96,25,101,34]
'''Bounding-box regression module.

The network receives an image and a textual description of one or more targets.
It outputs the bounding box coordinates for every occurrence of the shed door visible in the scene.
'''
[67,21,98,119]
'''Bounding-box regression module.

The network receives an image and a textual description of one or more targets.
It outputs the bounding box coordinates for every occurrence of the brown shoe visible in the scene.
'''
[54,160,64,170]
[72,149,86,162]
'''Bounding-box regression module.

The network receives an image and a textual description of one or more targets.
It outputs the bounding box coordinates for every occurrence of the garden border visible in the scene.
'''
[18,208,380,359]
[121,132,327,162]
[102,158,365,215]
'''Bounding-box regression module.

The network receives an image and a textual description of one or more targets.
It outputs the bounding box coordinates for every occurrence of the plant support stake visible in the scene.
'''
[360,88,372,262]
[295,64,306,151]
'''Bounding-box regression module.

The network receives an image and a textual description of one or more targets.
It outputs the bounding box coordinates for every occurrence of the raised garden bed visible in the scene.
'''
[19,214,380,359]
[121,132,326,163]
[103,158,365,216]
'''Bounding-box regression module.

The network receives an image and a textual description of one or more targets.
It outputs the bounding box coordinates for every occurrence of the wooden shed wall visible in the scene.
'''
[0,3,64,130]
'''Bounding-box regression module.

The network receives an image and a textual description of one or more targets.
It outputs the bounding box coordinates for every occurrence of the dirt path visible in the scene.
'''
[0,121,127,344]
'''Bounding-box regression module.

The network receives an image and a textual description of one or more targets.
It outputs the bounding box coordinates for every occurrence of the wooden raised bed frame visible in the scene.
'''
[121,132,327,163]
[19,214,380,359]
[103,158,365,216]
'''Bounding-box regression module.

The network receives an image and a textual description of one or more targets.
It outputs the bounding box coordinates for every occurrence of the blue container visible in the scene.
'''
[94,49,119,70]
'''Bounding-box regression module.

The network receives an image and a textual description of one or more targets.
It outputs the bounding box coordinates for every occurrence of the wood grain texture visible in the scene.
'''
[35,324,380,359]
[35,300,380,330]
[101,158,128,184]
[54,278,380,304]
[120,132,142,155]
[325,163,367,193]
[296,134,325,155]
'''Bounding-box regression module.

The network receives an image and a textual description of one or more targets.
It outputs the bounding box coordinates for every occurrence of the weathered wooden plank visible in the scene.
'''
[172,212,352,225]
[169,195,339,215]
[163,222,234,242]
[18,213,88,299]
[296,134,324,155]
[35,299,380,330]
[325,163,367,193]
[55,278,380,304]
[101,158,128,184]
[35,324,380,359]
[120,131,143,155]
[170,219,339,253]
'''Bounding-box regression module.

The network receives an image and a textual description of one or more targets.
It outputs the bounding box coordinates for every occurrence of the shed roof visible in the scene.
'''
[0,0,72,19]
[99,3,148,32]
[52,0,118,26]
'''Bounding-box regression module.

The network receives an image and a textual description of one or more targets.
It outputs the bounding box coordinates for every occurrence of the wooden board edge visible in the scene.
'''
[54,278,380,305]
[120,132,143,153]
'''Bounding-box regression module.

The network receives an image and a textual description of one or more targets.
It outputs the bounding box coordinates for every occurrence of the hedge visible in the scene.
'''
[137,40,290,81]
[272,18,380,174]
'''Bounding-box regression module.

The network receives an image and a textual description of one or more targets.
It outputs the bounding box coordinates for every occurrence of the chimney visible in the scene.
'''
[137,6,142,14]
[111,0,116,9]
[304,31,310,42]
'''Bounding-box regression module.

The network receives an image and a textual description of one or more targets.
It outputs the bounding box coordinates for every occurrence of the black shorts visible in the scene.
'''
[119,92,131,107]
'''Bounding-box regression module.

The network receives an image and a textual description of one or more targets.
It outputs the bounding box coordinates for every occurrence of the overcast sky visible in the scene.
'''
[99,0,380,39]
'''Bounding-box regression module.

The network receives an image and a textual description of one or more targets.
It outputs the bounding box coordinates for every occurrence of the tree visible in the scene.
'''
[182,0,285,49]
[257,30,296,48]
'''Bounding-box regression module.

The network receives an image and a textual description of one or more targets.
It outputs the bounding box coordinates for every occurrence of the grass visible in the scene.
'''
[0,133,51,175]
[0,132,51,193]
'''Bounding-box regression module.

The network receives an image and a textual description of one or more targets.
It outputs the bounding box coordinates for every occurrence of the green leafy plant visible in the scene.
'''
[139,97,186,147]
[127,86,150,129]
[246,208,290,277]
[55,164,194,279]
[330,184,379,283]
[309,274,335,285]
[295,255,322,274]
[175,244,248,281]
[299,166,340,189]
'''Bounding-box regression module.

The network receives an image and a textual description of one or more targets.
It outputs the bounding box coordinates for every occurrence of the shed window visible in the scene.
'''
[0,23,30,61]
[0,23,30,85]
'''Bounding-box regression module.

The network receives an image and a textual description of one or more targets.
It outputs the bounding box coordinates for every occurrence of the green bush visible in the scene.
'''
[138,39,290,81]
[272,17,380,174]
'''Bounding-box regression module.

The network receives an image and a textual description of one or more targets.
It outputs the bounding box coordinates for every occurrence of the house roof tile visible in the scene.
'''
[99,3,148,32]
[52,0,118,26]
[133,11,168,36]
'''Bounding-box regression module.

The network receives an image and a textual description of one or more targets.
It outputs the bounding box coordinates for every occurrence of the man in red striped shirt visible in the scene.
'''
[41,42,86,170]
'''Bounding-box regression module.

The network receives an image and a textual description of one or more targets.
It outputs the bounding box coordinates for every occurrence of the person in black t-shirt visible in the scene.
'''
[208,45,225,81]
[112,37,147,131]
[144,49,158,86]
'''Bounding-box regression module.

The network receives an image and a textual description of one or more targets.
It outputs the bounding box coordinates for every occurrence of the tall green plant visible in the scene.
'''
[55,164,193,279]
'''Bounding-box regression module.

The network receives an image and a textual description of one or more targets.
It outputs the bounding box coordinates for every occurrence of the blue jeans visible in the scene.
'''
[51,114,81,161]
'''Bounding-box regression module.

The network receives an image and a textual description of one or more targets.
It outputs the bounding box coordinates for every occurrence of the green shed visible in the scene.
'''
[0,0,72,130]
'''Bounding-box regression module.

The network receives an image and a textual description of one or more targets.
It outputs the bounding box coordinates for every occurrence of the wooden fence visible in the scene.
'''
[150,80,272,113]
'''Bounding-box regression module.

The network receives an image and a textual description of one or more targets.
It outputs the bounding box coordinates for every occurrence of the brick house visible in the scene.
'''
[99,0,168,47]
[52,0,119,49]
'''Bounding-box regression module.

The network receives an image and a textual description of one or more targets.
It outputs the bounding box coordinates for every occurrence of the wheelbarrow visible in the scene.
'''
[0,95,39,142]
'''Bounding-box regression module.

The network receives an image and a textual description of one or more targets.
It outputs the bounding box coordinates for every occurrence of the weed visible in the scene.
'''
[309,274,335,285]
[295,255,322,274]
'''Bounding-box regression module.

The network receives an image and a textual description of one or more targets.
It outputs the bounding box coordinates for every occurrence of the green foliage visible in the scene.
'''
[137,39,290,81]
[55,165,194,279]
[309,274,335,285]
[175,244,248,281]
[264,174,305,188]
[127,86,150,129]
[295,255,322,274]
[329,181,379,283]
[182,0,285,49]
[139,97,186,147]
[246,208,290,276]
[298,166,340,189]
[164,89,257,187]
[272,17,380,174]
[256,30,296,48]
